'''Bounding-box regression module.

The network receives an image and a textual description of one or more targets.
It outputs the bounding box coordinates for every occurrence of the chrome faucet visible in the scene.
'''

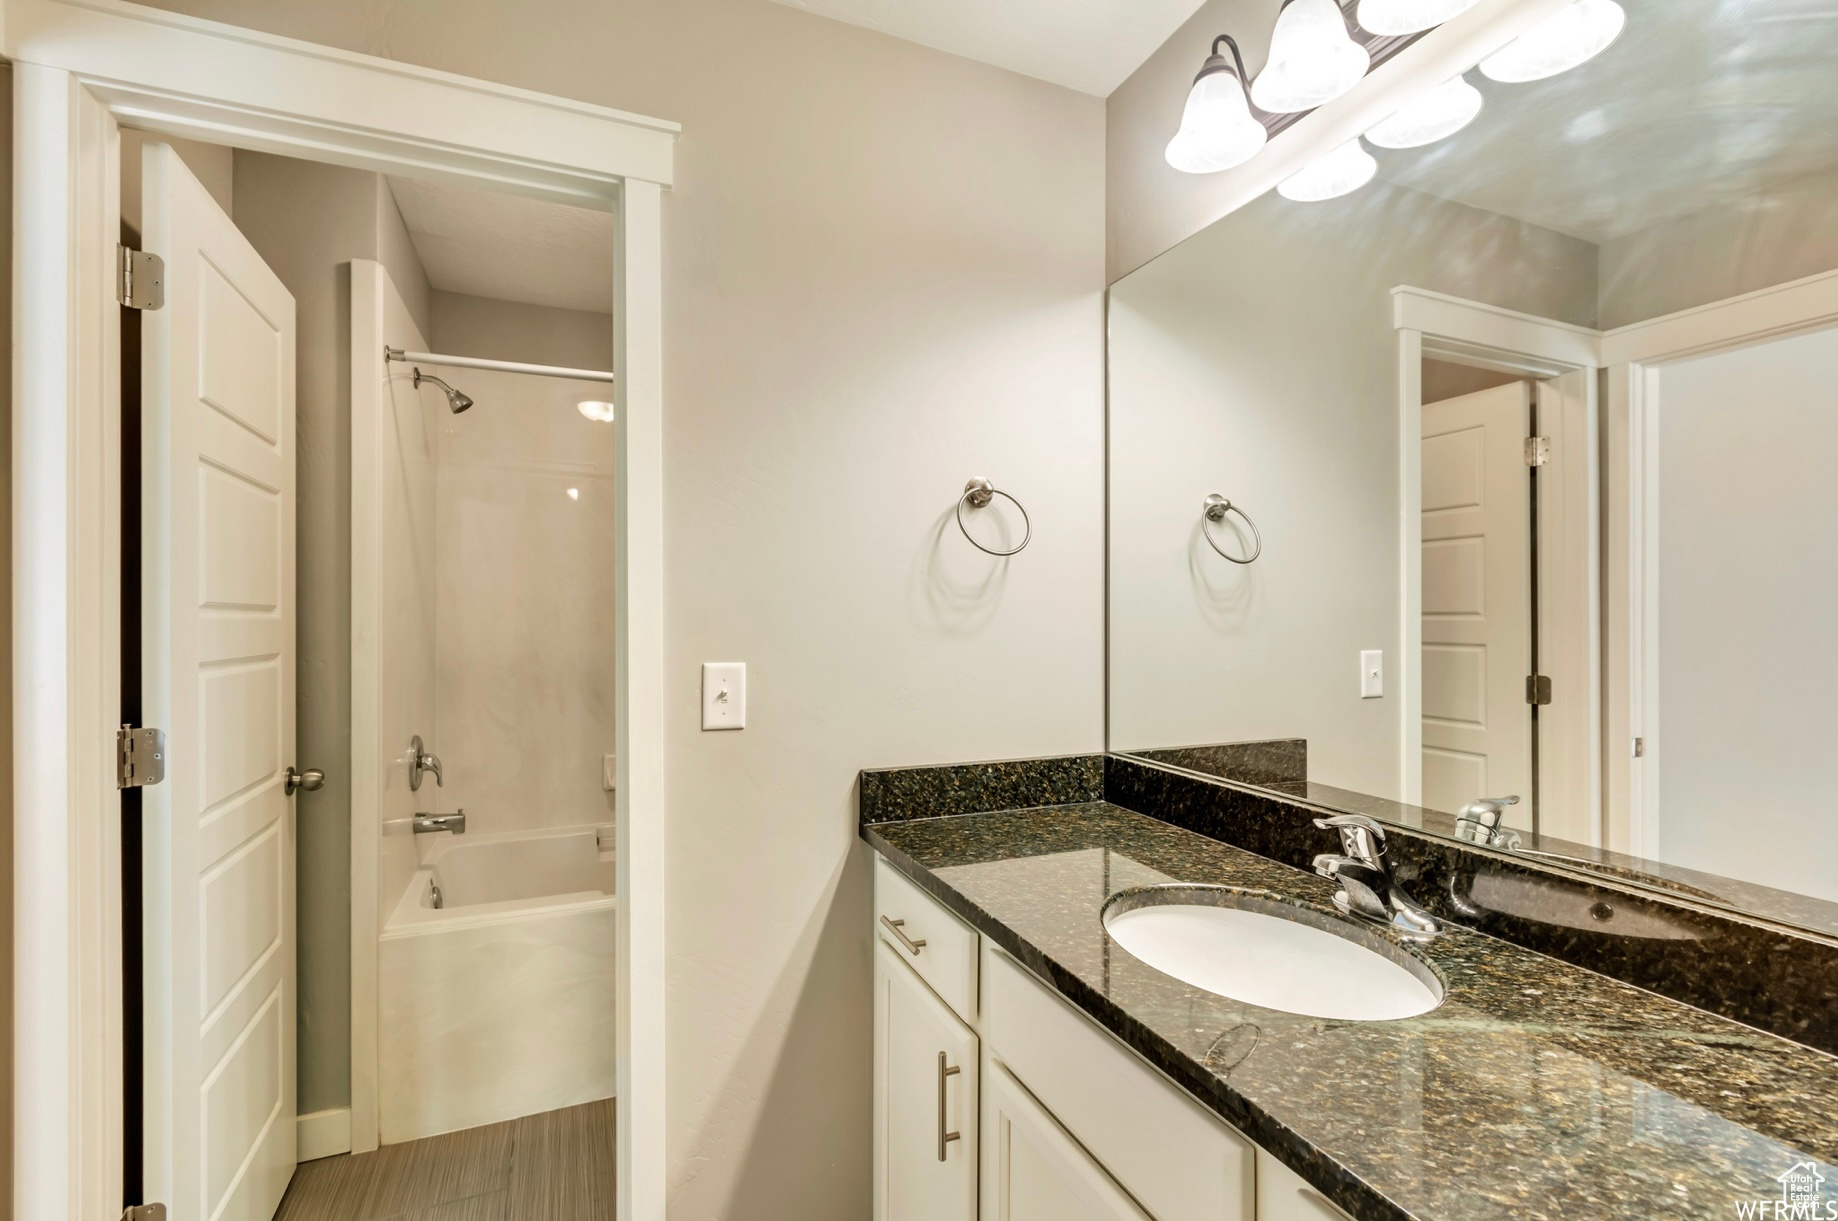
[1311,814,1441,940]
[1454,795,1521,849]
[409,734,443,792]
[413,809,466,835]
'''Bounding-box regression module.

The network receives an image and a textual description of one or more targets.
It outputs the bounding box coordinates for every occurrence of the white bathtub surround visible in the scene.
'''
[379,825,617,1142]
[432,367,619,838]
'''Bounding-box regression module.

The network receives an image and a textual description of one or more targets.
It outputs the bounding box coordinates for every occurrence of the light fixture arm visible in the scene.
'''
[1208,34,1252,83]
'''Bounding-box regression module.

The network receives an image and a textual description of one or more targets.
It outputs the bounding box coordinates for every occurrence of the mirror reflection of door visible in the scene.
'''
[1419,377,1532,826]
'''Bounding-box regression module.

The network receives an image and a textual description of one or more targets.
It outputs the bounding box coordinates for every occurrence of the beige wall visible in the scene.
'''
[1107,0,1281,282]
[230,150,433,1115]
[430,290,612,371]
[1108,181,1593,794]
[139,2,1107,1216]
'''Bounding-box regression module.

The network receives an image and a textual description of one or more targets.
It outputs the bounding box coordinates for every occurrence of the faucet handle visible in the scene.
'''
[1312,813,1386,864]
[1458,795,1519,826]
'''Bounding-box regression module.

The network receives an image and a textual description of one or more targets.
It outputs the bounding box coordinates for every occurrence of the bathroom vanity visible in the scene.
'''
[862,758,1838,1221]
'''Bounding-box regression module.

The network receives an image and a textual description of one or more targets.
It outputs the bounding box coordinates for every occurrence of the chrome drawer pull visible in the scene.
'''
[937,1052,961,1161]
[879,915,926,956]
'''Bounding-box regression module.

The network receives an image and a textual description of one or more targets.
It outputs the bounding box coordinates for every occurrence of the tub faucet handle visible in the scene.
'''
[409,734,443,791]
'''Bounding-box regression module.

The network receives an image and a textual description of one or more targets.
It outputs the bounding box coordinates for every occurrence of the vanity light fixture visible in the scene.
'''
[1354,0,1480,36]
[1479,0,1625,83]
[1277,138,1378,201]
[577,399,616,422]
[1364,74,1484,148]
[1250,0,1371,114]
[1165,35,1269,174]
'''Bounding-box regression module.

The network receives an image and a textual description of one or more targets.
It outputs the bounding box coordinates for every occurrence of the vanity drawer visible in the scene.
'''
[874,855,979,1022]
[983,946,1255,1221]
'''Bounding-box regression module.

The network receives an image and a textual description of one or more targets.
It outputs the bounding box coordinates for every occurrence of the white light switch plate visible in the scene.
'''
[602,753,617,792]
[702,662,746,730]
[1360,650,1383,699]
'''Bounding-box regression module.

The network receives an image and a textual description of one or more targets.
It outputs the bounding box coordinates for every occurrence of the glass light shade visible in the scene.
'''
[1364,75,1483,148]
[577,399,616,422]
[1277,138,1378,202]
[1165,63,1268,174]
[1251,0,1371,114]
[1355,0,1480,36]
[1480,0,1625,83]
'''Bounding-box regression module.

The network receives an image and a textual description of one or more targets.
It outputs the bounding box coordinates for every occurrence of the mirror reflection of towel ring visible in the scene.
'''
[1201,493,1261,564]
[957,477,1031,557]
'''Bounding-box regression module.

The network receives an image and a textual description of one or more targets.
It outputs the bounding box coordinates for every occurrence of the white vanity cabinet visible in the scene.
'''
[872,856,1354,1221]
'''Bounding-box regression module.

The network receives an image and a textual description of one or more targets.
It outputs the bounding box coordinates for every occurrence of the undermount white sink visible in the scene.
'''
[1102,889,1443,1022]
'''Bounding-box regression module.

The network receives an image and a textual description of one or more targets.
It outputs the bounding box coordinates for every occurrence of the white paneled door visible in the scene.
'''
[140,141,299,1221]
[1420,382,1532,822]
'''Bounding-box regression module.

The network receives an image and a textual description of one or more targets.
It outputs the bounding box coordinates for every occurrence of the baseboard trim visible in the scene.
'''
[297,1108,353,1161]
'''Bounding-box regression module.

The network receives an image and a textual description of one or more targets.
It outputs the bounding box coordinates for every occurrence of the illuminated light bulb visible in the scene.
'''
[1165,49,1268,174]
[1251,0,1370,114]
[1480,0,1625,84]
[1364,75,1484,148]
[1277,138,1378,202]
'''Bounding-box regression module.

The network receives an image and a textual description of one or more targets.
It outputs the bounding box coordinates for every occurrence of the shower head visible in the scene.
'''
[413,367,474,414]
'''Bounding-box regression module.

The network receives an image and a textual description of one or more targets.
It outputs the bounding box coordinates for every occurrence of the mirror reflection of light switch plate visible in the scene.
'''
[603,753,617,791]
[702,662,747,730]
[1360,650,1383,698]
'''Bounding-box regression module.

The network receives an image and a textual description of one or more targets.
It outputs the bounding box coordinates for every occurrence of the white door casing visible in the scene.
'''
[140,141,299,1221]
[1420,382,1532,821]
[875,941,978,1221]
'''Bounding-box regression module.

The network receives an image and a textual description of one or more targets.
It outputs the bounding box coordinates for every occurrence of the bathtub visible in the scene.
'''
[378,824,617,1142]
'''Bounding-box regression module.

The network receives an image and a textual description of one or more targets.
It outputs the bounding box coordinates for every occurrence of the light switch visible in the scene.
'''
[602,752,617,792]
[1360,650,1383,699]
[702,662,746,730]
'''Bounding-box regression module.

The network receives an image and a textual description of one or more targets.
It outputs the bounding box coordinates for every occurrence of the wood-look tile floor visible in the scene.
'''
[276,1098,615,1221]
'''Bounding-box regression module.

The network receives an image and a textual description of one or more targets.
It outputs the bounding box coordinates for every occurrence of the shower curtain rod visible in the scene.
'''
[384,346,616,384]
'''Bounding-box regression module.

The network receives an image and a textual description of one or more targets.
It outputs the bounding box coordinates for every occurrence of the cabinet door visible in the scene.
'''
[983,1058,1153,1221]
[1256,1148,1355,1221]
[875,942,977,1221]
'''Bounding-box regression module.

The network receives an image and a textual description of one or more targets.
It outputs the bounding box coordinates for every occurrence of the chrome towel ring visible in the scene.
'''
[1201,493,1262,564]
[957,477,1031,557]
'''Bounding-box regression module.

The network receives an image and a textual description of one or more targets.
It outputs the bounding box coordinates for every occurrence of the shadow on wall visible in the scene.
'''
[673,842,872,1220]
[909,505,1019,636]
[1187,516,1257,634]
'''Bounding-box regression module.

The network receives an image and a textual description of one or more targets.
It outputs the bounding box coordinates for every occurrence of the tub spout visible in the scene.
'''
[413,810,466,835]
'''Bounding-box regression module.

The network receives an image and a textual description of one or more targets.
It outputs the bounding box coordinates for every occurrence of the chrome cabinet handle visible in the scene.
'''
[284,766,324,796]
[879,915,926,956]
[936,1051,961,1162]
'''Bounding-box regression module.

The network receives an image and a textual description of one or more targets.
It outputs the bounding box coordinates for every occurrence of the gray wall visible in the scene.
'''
[143,3,1108,1216]
[429,290,612,370]
[229,150,432,1116]
[1109,180,1595,794]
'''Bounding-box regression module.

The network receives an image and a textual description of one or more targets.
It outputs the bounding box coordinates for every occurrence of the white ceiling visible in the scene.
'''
[765,0,1207,96]
[1375,0,1838,245]
[386,175,614,314]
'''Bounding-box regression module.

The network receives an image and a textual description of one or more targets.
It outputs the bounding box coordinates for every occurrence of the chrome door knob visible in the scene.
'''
[285,766,325,796]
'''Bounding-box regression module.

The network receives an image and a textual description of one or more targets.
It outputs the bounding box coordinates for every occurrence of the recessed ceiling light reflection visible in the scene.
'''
[566,487,580,501]
[1365,75,1484,149]
[1480,0,1625,84]
[577,399,616,423]
[1277,139,1378,202]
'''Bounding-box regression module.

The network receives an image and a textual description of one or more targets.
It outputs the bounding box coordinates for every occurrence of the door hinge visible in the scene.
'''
[1524,436,1551,467]
[118,245,165,310]
[117,724,168,789]
[124,1204,167,1221]
[1525,675,1552,705]
[1633,736,1645,758]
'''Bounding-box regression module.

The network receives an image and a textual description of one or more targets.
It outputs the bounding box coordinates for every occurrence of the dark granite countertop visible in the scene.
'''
[864,801,1838,1221]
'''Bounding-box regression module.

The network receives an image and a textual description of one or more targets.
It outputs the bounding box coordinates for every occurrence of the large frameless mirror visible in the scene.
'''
[1107,0,1838,936]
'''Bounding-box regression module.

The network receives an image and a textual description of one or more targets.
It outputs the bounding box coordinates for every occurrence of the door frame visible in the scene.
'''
[1598,267,1838,857]
[1390,287,1601,833]
[7,1,675,1217]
